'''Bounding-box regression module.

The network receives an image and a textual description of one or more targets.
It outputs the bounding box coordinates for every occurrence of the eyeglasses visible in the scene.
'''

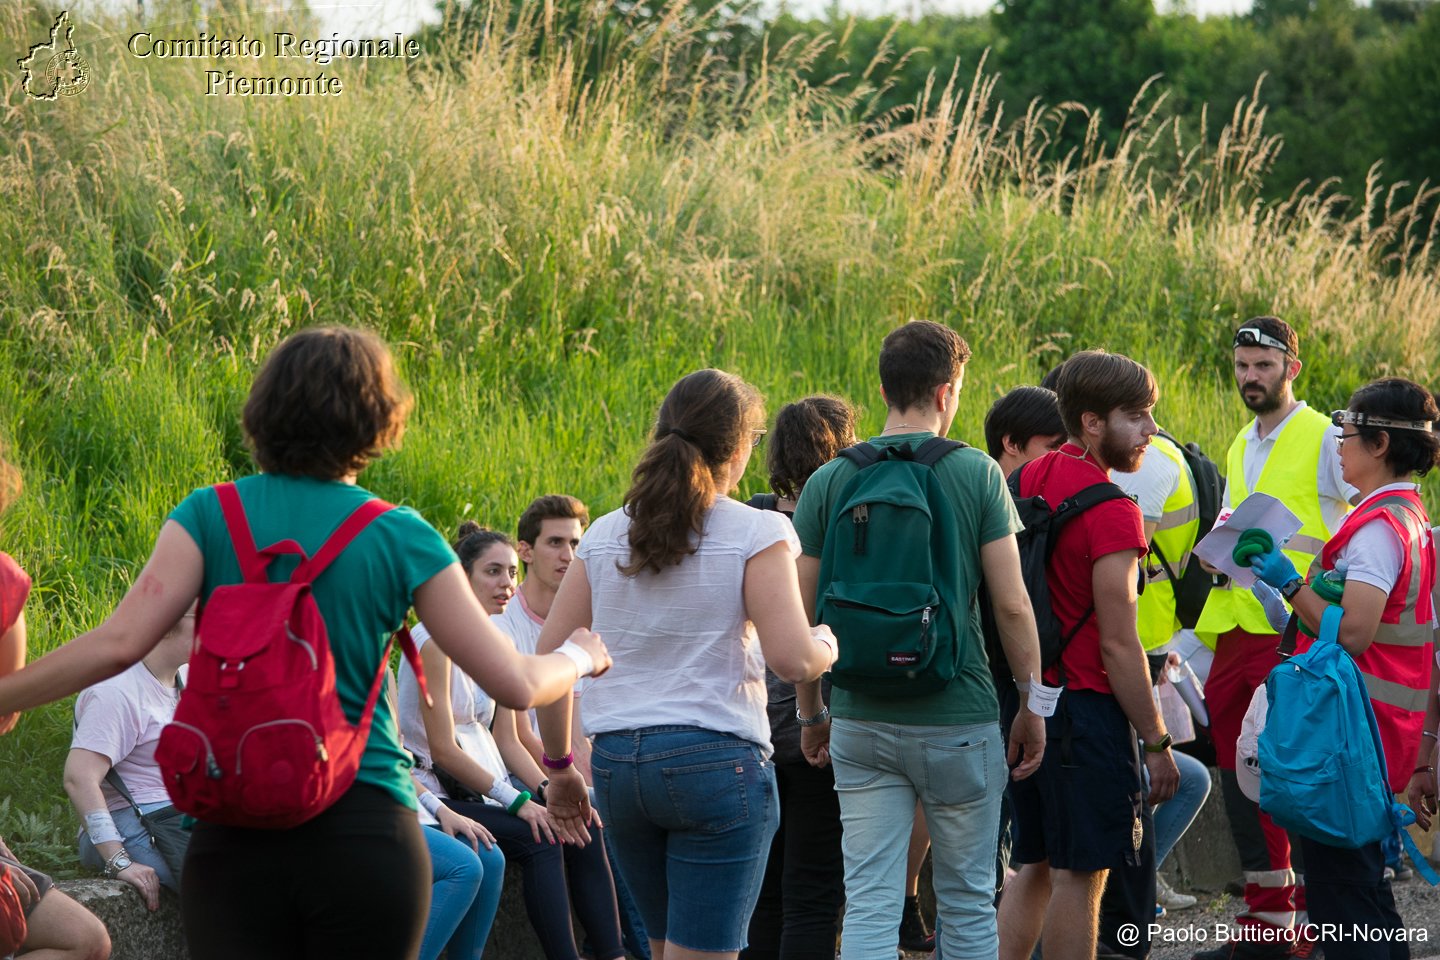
[751,429,768,448]
[1336,432,1362,448]
[1330,409,1434,433]
[1233,327,1294,356]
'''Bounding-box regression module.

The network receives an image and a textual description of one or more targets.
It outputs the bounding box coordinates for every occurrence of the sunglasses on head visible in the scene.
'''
[1330,409,1434,433]
[1233,327,1293,356]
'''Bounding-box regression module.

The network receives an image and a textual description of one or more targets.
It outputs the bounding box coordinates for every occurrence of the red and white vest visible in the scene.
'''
[1301,487,1435,792]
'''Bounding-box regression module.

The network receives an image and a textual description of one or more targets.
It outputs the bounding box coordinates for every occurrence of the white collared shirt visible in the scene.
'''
[1221,401,1357,536]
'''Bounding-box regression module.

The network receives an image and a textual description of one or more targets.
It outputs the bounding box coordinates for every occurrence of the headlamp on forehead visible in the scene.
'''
[1233,327,1293,356]
[1331,409,1434,433]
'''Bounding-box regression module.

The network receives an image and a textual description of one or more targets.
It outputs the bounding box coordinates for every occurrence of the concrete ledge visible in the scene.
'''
[1167,767,1243,892]
[58,880,188,960]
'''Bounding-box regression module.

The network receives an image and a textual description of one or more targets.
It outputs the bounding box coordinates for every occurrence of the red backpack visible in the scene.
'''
[156,482,429,829]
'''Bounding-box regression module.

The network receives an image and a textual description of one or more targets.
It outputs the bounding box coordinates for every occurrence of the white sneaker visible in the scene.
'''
[1157,874,1198,911]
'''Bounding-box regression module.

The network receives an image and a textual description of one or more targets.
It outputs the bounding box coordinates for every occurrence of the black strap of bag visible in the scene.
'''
[102,767,189,882]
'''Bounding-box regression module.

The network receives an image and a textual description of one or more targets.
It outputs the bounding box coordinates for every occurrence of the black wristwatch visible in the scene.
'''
[535,779,550,805]
[1143,733,1173,754]
[1280,577,1304,601]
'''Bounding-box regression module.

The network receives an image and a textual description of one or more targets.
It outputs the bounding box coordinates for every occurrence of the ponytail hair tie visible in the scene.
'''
[661,426,698,445]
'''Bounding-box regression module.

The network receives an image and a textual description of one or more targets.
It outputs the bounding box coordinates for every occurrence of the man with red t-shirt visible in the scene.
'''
[998,351,1179,960]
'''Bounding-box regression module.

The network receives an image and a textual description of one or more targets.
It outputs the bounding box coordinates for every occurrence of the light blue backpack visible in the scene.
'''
[1259,604,1438,881]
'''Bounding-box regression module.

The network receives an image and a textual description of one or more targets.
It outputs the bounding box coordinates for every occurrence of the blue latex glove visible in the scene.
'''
[1248,546,1300,589]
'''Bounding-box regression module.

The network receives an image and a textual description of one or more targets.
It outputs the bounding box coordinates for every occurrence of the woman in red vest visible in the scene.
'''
[1247,376,1438,960]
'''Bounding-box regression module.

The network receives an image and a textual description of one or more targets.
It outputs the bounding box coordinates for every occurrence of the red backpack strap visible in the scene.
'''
[290,499,393,585]
[214,483,298,583]
[355,626,432,741]
[397,627,432,709]
[215,482,307,583]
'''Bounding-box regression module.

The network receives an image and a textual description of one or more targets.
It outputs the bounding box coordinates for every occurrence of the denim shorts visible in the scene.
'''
[591,726,779,952]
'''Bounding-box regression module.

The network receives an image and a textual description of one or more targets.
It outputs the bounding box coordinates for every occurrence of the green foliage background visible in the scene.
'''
[1,0,1439,870]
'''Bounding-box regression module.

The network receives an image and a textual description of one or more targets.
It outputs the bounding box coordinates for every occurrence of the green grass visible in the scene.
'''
[2,0,1439,871]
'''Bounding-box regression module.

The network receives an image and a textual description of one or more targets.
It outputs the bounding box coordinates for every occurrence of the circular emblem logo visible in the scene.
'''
[45,48,89,98]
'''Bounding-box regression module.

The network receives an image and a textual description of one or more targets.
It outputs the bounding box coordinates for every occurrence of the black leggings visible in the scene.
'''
[181,783,430,960]
[444,799,623,960]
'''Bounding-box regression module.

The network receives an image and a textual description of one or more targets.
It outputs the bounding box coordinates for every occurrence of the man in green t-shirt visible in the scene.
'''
[792,319,1047,960]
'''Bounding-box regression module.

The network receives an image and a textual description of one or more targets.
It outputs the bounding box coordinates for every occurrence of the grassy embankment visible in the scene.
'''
[2,1,1438,870]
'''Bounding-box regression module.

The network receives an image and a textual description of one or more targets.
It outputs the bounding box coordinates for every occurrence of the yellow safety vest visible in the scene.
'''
[1137,435,1198,651]
[1194,405,1341,641]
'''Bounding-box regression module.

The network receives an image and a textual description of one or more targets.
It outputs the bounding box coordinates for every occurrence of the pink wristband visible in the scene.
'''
[541,751,574,771]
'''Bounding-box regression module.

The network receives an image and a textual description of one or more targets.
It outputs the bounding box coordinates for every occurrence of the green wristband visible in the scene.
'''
[507,790,532,815]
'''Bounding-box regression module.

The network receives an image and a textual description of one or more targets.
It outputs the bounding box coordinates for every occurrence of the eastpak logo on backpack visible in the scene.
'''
[816,438,967,697]
[156,482,429,829]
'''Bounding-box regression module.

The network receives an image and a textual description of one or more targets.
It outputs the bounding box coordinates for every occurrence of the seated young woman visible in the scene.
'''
[399,523,624,960]
[413,771,506,960]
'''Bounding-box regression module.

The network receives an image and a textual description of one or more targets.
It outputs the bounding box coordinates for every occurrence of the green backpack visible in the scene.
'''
[816,438,967,696]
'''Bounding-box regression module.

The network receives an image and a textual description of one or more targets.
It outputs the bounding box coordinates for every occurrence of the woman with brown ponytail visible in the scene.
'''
[534,369,840,960]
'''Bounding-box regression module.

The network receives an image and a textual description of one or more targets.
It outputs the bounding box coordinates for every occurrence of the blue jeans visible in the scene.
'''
[1153,748,1211,868]
[830,718,1004,960]
[591,726,779,953]
[78,801,178,891]
[419,825,505,960]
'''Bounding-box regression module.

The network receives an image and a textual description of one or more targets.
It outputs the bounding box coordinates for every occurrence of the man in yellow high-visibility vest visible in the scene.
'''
[1191,317,1355,960]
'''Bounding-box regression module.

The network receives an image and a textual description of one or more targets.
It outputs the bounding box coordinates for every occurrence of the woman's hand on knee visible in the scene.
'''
[437,804,496,851]
[518,802,558,846]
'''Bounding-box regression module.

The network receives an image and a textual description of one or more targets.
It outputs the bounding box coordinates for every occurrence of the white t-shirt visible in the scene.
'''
[398,623,510,801]
[576,497,799,754]
[1113,444,1182,524]
[1221,401,1357,535]
[71,661,187,811]
[492,588,545,657]
[1332,483,1417,594]
[491,586,575,738]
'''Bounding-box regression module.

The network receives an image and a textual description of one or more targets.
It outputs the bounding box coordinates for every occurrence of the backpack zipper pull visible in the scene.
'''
[920,606,932,652]
[315,737,329,763]
[853,503,869,554]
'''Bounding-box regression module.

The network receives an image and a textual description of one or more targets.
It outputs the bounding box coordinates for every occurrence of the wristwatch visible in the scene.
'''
[1280,577,1304,601]
[1143,733,1173,754]
[103,851,133,877]
[795,706,830,727]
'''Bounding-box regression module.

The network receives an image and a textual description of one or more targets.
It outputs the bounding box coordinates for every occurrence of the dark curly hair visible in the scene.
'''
[767,395,857,500]
[243,326,412,480]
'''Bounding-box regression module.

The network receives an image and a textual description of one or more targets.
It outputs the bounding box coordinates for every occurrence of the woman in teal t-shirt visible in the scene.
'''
[0,326,610,960]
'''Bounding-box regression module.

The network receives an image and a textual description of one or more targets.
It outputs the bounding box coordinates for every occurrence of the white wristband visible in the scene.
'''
[486,779,522,809]
[84,809,123,846]
[418,792,443,817]
[556,639,595,679]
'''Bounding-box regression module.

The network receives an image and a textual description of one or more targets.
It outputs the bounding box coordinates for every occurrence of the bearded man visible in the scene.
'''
[998,350,1179,960]
[1189,316,1355,960]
